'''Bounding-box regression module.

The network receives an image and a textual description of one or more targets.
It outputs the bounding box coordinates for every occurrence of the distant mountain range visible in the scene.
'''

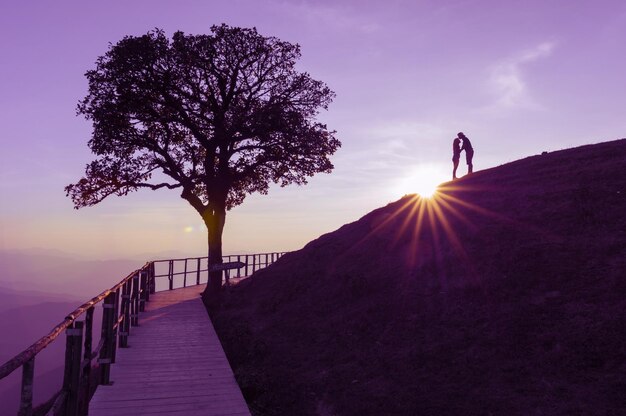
[0,249,142,297]
[0,249,140,415]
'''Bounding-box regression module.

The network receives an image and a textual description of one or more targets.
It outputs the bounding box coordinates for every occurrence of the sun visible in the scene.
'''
[415,181,439,198]
[393,164,448,199]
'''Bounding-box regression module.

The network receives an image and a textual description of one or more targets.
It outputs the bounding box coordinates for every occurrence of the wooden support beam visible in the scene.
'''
[150,262,156,293]
[144,265,151,302]
[168,260,174,290]
[139,271,147,312]
[131,273,139,327]
[17,357,34,416]
[63,321,83,416]
[119,282,131,348]
[81,307,94,415]
[99,294,115,385]
[111,289,120,363]
[196,258,201,285]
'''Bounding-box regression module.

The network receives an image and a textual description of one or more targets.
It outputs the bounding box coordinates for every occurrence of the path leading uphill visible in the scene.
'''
[89,285,250,416]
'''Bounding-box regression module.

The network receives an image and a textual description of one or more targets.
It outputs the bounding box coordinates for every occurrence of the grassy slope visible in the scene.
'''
[213,139,626,416]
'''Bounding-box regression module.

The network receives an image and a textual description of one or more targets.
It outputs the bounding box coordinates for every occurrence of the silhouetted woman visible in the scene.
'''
[452,137,461,179]
[458,132,474,174]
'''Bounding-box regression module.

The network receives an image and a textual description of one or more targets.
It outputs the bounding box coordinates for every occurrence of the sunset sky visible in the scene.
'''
[1,0,625,260]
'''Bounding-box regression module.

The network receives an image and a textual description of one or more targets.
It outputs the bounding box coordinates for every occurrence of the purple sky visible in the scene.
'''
[1,0,625,259]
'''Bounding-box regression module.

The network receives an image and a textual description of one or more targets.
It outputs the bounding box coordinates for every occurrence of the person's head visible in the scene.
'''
[457,132,466,139]
[453,137,460,145]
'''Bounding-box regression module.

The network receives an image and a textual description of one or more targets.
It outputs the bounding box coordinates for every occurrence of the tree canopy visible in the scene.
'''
[67,24,339,211]
[67,25,340,299]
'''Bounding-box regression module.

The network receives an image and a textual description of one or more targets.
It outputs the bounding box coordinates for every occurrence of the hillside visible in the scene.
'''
[212,139,626,416]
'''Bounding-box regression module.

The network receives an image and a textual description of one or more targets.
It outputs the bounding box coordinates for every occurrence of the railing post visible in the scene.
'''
[196,258,201,285]
[245,255,249,276]
[139,271,147,312]
[99,294,115,385]
[17,357,35,416]
[237,255,241,278]
[168,260,174,290]
[111,289,120,364]
[120,282,131,348]
[253,255,256,273]
[131,273,140,326]
[265,253,269,267]
[81,307,94,415]
[150,262,156,294]
[63,321,83,416]
[183,259,188,287]
[144,265,151,303]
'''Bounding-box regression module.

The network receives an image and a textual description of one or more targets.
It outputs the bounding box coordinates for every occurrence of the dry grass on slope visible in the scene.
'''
[213,139,626,416]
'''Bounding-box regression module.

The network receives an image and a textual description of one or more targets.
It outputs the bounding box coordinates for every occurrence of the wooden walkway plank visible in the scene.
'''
[89,286,251,416]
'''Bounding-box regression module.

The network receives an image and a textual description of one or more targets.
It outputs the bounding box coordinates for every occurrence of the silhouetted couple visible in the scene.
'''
[452,132,473,180]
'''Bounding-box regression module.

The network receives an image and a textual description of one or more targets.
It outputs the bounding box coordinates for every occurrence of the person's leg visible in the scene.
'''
[453,158,459,179]
[466,151,474,174]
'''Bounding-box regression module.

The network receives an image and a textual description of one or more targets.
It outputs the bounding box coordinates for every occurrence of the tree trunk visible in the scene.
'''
[202,207,226,305]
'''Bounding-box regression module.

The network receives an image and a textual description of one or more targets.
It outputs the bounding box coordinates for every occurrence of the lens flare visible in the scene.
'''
[392,164,448,199]
[417,182,439,198]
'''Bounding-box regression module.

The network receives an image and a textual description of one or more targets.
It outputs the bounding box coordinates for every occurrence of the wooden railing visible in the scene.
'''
[153,252,287,291]
[0,252,286,416]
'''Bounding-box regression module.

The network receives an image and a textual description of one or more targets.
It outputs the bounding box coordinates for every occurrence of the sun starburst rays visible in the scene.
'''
[335,178,521,290]
[367,183,504,286]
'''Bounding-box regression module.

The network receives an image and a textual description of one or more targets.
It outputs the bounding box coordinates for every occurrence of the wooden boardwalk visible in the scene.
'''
[89,286,251,416]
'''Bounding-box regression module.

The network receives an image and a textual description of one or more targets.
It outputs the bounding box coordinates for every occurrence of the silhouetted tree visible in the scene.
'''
[66,25,339,302]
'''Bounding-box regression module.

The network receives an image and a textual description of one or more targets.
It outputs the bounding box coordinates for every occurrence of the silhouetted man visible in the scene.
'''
[452,137,461,179]
[458,132,474,174]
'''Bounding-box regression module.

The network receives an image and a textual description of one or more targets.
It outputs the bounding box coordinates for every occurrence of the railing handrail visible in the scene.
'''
[150,252,287,263]
[151,252,288,290]
[0,266,143,380]
[0,251,287,415]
